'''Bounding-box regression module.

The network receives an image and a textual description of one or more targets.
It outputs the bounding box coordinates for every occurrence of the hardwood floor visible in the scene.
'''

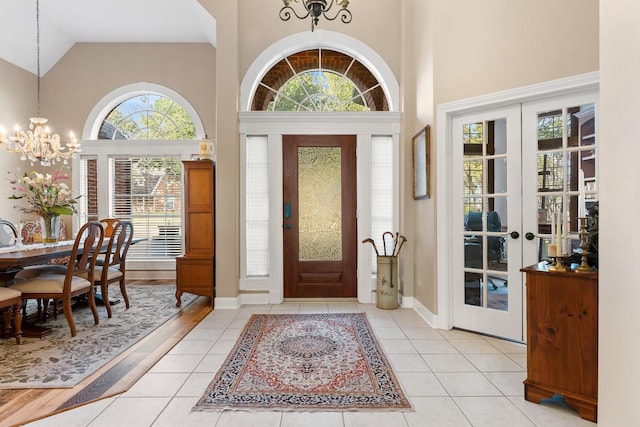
[0,280,213,427]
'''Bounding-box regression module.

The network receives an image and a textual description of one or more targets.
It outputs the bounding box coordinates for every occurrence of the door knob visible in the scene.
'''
[510,231,520,239]
[525,232,535,240]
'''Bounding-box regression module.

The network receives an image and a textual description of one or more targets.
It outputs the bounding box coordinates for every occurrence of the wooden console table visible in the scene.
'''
[521,263,598,422]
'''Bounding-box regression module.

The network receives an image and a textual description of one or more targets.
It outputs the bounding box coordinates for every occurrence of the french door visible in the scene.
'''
[282,135,358,298]
[451,91,598,342]
[452,106,525,340]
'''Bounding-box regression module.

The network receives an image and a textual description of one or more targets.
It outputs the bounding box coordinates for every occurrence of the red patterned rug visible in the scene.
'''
[194,313,412,411]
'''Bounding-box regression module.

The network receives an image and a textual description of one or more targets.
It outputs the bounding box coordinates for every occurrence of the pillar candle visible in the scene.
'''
[550,207,555,246]
[557,209,562,255]
[578,169,586,216]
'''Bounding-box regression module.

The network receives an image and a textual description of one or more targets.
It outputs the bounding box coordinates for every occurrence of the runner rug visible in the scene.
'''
[0,284,196,389]
[194,312,412,412]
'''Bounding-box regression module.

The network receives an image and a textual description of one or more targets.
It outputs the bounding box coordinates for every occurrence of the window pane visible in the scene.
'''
[370,136,394,273]
[99,94,196,140]
[298,147,342,261]
[246,136,270,277]
[110,156,183,260]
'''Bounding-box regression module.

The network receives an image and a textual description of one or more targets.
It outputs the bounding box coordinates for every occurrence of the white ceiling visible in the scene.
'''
[0,0,217,75]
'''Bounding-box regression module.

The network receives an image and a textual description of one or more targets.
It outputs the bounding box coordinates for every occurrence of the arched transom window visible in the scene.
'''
[99,94,196,140]
[251,49,389,112]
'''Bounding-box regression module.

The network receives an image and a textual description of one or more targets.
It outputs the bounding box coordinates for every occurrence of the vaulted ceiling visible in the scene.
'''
[0,0,216,75]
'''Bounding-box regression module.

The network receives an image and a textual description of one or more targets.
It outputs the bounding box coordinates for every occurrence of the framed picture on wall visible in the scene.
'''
[412,125,430,199]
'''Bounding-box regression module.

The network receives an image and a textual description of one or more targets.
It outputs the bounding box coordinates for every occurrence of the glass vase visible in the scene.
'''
[40,214,60,244]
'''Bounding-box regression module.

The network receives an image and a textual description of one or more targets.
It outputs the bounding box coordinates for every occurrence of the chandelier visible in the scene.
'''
[0,0,80,166]
[280,0,352,32]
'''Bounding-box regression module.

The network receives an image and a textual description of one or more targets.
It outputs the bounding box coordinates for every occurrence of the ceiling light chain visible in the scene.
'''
[0,0,80,167]
[280,0,352,32]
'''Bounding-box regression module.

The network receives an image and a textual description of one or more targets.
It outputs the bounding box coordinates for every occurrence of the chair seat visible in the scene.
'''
[77,265,123,282]
[10,274,92,295]
[0,287,21,301]
[14,264,68,280]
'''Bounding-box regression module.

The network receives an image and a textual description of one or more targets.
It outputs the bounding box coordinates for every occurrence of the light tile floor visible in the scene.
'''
[26,303,595,427]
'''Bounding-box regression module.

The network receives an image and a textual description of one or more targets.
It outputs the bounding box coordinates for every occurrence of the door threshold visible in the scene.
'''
[284,298,359,303]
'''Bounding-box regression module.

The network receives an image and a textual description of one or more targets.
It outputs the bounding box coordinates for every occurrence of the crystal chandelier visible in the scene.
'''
[280,0,352,32]
[0,0,80,167]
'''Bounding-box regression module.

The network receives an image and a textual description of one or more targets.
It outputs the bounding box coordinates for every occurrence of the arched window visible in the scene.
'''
[251,49,389,112]
[98,94,196,140]
[78,88,200,271]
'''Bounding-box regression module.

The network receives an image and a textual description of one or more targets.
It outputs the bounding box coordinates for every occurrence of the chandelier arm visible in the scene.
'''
[322,9,352,23]
[280,5,311,21]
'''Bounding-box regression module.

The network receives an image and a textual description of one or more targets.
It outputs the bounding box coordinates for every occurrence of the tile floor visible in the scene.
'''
[26,303,595,427]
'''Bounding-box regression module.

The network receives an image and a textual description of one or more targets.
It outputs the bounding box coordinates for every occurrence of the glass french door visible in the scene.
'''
[452,106,524,341]
[522,93,599,274]
[451,91,598,342]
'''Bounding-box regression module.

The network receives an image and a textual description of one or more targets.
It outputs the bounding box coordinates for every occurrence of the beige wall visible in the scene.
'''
[598,0,640,423]
[0,60,37,223]
[199,0,240,298]
[432,0,599,105]
[42,43,216,141]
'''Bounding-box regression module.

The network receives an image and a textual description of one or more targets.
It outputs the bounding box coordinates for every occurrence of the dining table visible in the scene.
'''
[0,240,79,285]
[0,238,145,337]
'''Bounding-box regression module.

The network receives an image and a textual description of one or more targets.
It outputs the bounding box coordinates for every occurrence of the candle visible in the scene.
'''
[550,207,556,246]
[578,169,586,216]
[557,209,562,256]
[548,243,557,257]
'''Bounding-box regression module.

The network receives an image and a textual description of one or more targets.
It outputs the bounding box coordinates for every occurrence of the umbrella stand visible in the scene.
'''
[376,255,398,309]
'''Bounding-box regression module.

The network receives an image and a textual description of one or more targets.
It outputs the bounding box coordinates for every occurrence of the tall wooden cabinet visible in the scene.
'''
[522,263,598,422]
[176,160,215,307]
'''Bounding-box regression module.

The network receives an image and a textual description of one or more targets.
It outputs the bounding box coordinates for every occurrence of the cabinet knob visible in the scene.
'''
[510,231,520,239]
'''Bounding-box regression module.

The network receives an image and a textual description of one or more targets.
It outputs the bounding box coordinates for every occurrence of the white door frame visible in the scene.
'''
[434,72,599,331]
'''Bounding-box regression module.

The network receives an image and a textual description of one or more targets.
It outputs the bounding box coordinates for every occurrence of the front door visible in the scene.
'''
[282,135,357,298]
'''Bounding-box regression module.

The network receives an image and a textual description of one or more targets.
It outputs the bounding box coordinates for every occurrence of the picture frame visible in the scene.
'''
[412,125,430,199]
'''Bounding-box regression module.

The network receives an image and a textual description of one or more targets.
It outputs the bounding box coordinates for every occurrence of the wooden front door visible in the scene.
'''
[283,135,357,298]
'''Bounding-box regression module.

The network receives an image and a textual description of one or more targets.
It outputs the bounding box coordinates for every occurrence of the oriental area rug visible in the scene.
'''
[194,313,412,412]
[0,284,196,389]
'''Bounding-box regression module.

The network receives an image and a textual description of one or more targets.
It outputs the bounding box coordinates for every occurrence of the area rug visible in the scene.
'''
[194,313,412,412]
[0,284,196,389]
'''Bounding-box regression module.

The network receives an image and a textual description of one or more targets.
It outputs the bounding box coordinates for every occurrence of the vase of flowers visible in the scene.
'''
[8,169,80,244]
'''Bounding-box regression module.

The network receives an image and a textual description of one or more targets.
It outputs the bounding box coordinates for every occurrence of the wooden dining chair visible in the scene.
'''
[99,218,120,238]
[9,221,105,337]
[93,220,134,318]
[0,287,23,344]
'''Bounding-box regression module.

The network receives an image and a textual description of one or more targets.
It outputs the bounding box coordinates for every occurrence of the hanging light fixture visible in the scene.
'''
[0,0,80,167]
[280,0,352,32]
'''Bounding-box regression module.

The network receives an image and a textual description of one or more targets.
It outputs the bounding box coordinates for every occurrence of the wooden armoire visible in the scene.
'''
[176,160,215,307]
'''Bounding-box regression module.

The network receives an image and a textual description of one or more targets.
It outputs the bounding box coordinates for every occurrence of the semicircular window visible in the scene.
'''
[99,94,196,140]
[252,49,388,112]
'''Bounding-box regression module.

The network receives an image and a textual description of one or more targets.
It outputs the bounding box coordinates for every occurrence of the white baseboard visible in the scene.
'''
[240,292,271,305]
[412,298,450,330]
[214,297,241,309]
[126,270,175,280]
